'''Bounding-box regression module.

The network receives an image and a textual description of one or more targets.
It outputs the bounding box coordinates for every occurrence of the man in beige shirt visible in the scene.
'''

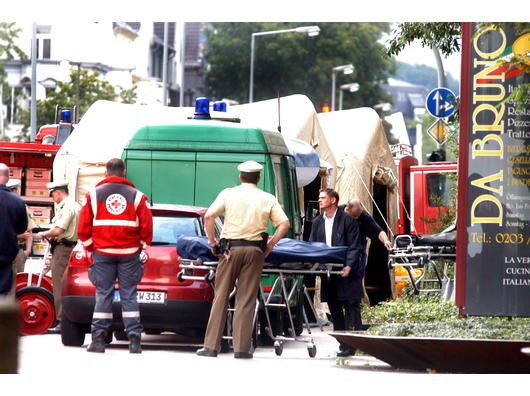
[197,160,290,359]
[35,181,80,330]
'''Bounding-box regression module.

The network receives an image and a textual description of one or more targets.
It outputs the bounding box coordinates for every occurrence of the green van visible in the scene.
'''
[122,112,307,344]
[122,119,302,239]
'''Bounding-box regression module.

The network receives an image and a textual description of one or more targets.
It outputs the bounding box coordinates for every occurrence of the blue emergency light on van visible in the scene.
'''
[194,97,211,120]
[213,101,227,112]
[61,109,72,123]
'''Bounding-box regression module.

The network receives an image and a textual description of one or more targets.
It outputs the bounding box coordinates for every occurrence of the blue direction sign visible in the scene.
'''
[425,87,456,118]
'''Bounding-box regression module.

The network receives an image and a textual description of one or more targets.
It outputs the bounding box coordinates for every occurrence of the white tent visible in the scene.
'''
[317,108,398,236]
[53,100,191,204]
[233,94,338,186]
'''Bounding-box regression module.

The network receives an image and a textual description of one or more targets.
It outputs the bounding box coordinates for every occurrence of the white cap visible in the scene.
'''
[237,160,263,173]
[6,178,20,190]
[47,181,69,193]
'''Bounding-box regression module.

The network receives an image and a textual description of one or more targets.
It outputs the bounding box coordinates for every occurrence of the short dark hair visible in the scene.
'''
[321,188,339,203]
[106,158,126,177]
[240,171,260,184]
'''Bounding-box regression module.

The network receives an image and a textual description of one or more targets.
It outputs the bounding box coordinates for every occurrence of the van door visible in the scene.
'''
[194,153,266,207]
[271,155,301,239]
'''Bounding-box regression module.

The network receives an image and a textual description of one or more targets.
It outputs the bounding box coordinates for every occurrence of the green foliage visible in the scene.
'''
[362,295,530,340]
[119,85,137,104]
[205,22,395,107]
[363,294,459,324]
[1,22,25,131]
[386,23,462,58]
[0,22,26,64]
[18,68,118,130]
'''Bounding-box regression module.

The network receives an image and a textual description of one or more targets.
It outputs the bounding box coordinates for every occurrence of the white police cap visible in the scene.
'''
[237,160,263,173]
[47,181,69,193]
[6,178,21,190]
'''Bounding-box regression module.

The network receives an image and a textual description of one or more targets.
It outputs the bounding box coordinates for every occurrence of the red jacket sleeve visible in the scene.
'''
[136,194,153,248]
[78,192,94,249]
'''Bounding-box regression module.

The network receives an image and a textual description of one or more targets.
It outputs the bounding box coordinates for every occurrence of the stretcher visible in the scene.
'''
[176,237,346,357]
[388,228,456,295]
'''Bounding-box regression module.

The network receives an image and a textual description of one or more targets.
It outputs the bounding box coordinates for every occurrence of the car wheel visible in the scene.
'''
[60,313,86,346]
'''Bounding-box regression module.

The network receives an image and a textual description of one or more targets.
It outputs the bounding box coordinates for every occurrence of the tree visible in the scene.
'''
[387,22,530,110]
[386,23,462,58]
[1,22,26,138]
[18,68,136,133]
[205,22,395,108]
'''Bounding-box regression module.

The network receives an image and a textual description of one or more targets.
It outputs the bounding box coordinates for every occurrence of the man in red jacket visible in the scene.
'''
[78,158,153,354]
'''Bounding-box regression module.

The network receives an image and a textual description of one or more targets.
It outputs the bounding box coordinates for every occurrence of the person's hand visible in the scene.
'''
[34,232,44,242]
[383,240,392,250]
[341,265,351,278]
[209,239,219,256]
[264,242,275,258]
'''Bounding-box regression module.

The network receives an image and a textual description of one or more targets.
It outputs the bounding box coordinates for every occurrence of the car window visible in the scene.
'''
[152,215,203,244]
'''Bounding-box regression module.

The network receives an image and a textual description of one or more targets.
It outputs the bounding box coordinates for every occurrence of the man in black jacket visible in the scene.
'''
[0,163,28,296]
[309,188,363,357]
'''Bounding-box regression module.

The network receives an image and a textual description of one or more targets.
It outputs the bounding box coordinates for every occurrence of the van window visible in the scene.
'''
[272,155,301,238]
[272,158,288,212]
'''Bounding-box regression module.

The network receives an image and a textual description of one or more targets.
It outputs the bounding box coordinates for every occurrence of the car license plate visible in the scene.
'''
[113,290,166,304]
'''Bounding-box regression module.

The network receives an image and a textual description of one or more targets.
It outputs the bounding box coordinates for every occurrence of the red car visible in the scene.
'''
[60,204,219,346]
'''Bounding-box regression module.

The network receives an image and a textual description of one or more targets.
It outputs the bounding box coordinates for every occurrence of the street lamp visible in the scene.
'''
[338,82,360,111]
[331,64,354,112]
[249,25,320,103]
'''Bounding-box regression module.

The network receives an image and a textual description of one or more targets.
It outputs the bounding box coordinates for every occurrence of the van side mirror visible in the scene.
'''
[305,200,320,222]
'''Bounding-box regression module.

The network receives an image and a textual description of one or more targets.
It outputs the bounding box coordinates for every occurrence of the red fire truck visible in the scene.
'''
[1,106,76,335]
[393,144,457,236]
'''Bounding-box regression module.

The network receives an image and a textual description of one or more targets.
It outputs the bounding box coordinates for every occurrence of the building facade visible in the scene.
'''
[3,21,208,136]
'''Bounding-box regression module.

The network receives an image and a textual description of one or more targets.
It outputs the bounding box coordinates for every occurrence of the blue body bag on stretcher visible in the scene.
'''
[175,236,347,267]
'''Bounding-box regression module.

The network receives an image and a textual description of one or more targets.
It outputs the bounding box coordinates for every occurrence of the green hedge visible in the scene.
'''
[362,294,530,341]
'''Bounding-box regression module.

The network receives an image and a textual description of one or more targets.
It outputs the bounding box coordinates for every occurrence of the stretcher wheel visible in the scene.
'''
[307,343,317,358]
[274,340,283,356]
[177,272,185,282]
[16,286,56,335]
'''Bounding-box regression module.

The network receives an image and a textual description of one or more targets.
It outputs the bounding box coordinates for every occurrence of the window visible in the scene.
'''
[152,215,203,245]
[426,173,455,207]
[36,39,51,59]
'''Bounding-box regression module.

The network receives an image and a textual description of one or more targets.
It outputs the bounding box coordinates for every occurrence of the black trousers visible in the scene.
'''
[0,261,13,296]
[327,298,362,351]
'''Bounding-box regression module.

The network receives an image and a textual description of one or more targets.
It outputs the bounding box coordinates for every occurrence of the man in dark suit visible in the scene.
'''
[309,188,363,357]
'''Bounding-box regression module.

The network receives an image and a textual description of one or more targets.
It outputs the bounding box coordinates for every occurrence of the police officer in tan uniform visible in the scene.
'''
[197,161,290,359]
[35,181,80,330]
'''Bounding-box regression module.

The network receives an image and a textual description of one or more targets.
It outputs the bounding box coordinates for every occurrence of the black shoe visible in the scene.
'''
[129,335,142,354]
[336,348,356,357]
[87,335,106,353]
[196,347,218,357]
[234,351,253,359]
